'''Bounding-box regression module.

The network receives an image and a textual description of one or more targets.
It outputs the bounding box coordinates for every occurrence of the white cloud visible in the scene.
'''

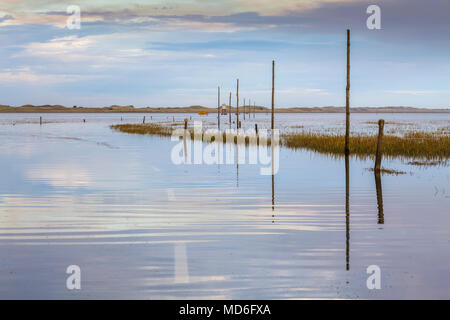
[0,66,104,84]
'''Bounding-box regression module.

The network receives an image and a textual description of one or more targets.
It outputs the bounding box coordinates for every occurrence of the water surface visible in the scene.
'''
[0,113,449,299]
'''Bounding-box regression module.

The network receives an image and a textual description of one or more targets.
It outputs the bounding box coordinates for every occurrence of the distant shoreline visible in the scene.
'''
[1,104,449,113]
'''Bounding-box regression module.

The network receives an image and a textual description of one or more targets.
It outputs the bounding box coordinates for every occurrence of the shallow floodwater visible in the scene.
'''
[0,113,449,299]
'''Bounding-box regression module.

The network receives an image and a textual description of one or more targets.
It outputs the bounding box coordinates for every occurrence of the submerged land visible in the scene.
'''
[1,104,449,113]
[111,123,450,160]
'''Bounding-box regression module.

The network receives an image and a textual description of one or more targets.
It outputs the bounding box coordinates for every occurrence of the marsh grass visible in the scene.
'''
[282,131,450,160]
[110,123,272,145]
[111,123,450,160]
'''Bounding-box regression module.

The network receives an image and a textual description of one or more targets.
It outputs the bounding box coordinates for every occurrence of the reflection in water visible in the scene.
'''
[271,139,275,222]
[174,242,189,284]
[236,143,239,188]
[2,113,450,299]
[374,172,384,224]
[345,154,350,271]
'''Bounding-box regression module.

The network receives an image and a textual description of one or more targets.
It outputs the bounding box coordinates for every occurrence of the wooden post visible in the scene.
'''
[271,60,275,130]
[345,29,351,155]
[229,92,232,129]
[143,116,146,124]
[184,118,188,130]
[236,79,239,130]
[217,86,220,131]
[255,123,258,135]
[374,119,385,172]
[40,116,42,125]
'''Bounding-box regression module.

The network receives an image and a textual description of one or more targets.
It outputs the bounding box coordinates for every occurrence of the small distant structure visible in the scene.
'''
[221,104,228,115]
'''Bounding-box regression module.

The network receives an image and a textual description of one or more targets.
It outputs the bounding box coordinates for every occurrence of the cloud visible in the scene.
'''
[0,66,104,84]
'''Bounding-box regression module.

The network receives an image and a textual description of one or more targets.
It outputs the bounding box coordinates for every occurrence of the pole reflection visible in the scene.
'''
[345,153,350,271]
[374,171,384,224]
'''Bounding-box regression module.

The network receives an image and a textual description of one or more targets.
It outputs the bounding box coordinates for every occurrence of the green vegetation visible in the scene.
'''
[111,123,450,160]
[110,123,271,145]
[283,131,450,160]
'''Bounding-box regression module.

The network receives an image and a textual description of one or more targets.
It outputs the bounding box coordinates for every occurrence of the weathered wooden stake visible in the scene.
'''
[345,29,351,155]
[374,119,385,172]
[236,79,239,130]
[184,118,188,130]
[255,123,258,135]
[271,60,275,130]
[40,116,42,125]
[143,116,146,124]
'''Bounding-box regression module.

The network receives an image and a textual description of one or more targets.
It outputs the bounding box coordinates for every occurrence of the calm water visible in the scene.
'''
[0,113,449,299]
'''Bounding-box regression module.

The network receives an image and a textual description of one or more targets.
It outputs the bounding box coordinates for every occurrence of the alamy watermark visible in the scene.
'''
[66,265,81,290]
[366,265,381,289]
[67,5,81,30]
[366,5,381,30]
[170,121,280,175]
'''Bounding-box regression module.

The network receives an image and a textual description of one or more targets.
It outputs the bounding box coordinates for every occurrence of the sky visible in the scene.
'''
[0,0,449,108]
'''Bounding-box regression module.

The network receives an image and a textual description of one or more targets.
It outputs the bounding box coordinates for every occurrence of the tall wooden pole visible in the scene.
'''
[217,86,220,130]
[271,60,275,130]
[236,79,239,130]
[345,29,351,155]
[229,92,232,129]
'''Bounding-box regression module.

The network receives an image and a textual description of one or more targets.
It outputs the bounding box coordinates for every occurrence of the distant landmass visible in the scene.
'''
[0,104,449,113]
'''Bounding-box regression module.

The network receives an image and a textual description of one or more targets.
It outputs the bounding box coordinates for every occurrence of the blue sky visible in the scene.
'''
[0,0,449,108]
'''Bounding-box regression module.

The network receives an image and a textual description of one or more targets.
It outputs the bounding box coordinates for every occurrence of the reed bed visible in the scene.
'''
[111,123,449,160]
[283,131,450,160]
[111,123,173,137]
[110,123,272,145]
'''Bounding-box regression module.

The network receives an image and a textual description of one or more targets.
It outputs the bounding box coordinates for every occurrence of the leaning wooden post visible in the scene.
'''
[143,116,146,124]
[345,29,351,155]
[236,79,239,131]
[40,116,42,125]
[229,92,232,128]
[271,60,275,130]
[255,123,258,135]
[217,86,220,131]
[374,119,385,172]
